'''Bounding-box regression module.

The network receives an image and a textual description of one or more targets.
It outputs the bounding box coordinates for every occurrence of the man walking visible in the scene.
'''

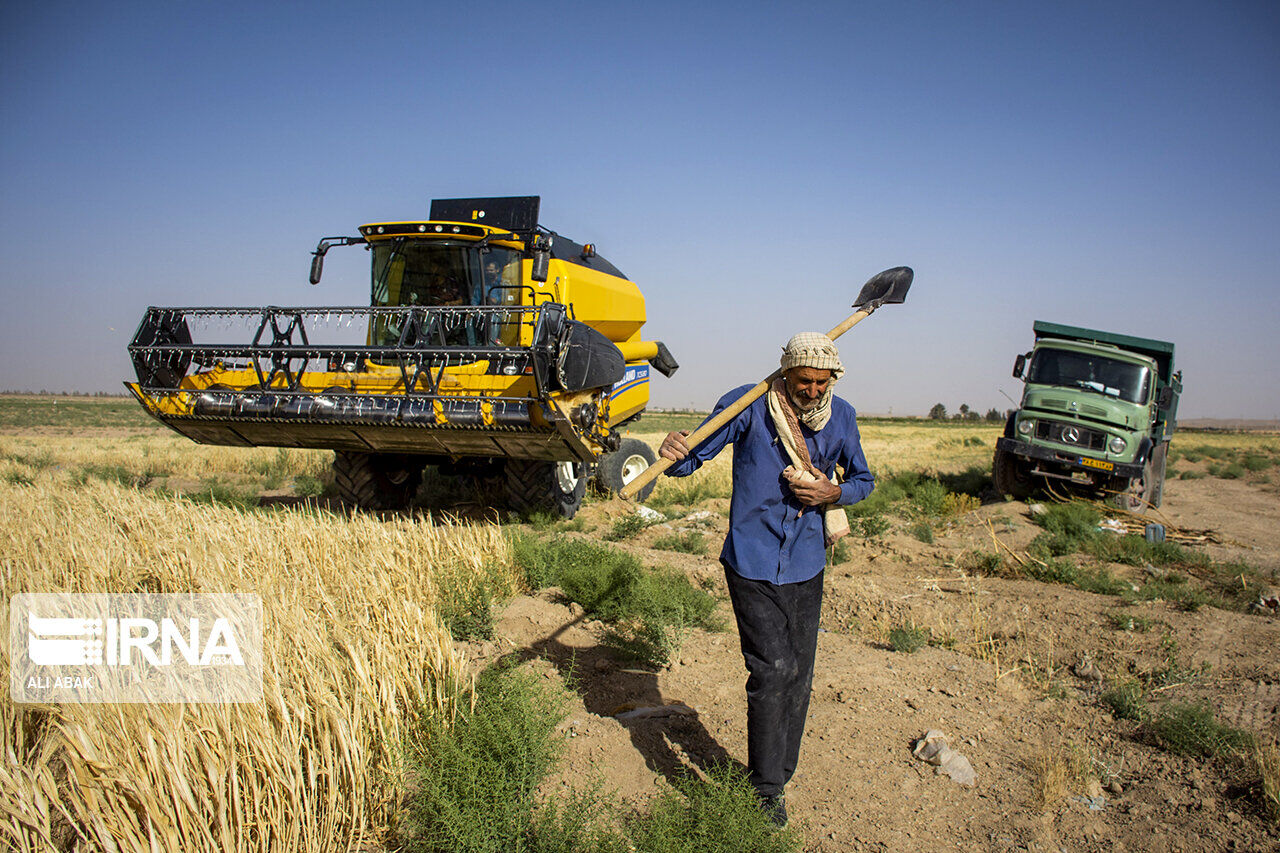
[659,332,874,826]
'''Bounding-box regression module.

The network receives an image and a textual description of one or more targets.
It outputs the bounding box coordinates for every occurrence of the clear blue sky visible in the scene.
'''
[2,1,1277,418]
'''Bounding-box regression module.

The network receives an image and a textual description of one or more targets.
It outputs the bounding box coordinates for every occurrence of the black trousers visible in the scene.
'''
[723,564,825,798]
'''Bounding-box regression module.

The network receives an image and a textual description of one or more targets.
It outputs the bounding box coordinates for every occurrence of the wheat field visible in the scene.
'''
[2,460,518,851]
[4,397,1267,850]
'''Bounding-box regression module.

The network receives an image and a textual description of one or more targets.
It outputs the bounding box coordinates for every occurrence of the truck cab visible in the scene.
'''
[994,321,1181,510]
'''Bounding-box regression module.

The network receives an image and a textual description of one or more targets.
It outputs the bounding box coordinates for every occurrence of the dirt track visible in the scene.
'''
[467,477,1280,852]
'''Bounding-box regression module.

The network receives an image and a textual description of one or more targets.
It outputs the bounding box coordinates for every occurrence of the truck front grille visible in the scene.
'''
[1036,420,1106,451]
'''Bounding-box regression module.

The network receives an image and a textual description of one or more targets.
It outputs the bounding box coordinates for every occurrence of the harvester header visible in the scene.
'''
[126,196,677,517]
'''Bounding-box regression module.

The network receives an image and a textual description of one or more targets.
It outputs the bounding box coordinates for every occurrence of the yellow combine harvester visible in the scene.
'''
[126,196,677,517]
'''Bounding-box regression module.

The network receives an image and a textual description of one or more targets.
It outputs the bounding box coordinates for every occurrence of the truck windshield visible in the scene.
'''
[1027,348,1151,404]
[369,241,522,346]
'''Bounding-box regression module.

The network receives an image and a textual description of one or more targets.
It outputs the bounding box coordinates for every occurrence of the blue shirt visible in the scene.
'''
[666,384,874,585]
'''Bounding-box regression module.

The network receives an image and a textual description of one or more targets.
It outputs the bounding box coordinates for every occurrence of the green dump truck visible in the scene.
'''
[993,321,1182,511]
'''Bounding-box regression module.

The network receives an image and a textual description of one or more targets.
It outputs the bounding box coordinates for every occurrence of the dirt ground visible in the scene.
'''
[462,477,1280,852]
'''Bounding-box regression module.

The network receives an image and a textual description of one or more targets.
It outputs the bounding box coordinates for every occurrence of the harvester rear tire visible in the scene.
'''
[332,451,424,511]
[504,459,586,519]
[596,438,657,501]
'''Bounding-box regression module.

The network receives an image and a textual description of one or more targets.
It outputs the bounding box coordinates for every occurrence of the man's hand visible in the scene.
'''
[786,468,842,506]
[660,430,691,462]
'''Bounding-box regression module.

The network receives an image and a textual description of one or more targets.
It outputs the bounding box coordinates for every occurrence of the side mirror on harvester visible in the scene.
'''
[309,236,365,285]
[530,233,551,283]
[1012,353,1027,379]
[531,250,550,284]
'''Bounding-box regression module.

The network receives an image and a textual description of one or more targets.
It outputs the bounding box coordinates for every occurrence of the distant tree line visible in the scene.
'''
[927,403,1010,422]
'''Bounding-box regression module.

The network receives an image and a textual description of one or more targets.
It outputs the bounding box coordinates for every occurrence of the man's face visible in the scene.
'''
[784,366,833,411]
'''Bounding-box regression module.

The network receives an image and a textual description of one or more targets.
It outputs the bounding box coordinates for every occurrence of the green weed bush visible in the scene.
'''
[438,575,497,641]
[293,473,326,497]
[908,478,949,517]
[1032,501,1101,539]
[855,513,890,538]
[403,664,567,853]
[1026,504,1256,608]
[1129,577,1212,612]
[1144,702,1254,758]
[510,535,720,667]
[908,522,934,544]
[1242,454,1271,472]
[888,624,929,653]
[1108,612,1153,632]
[1085,534,1203,568]
[938,466,991,497]
[251,448,295,489]
[651,531,708,555]
[1145,634,1210,688]
[404,665,798,853]
[627,766,798,853]
[1101,681,1148,721]
[957,550,1003,576]
[604,513,650,541]
[1220,463,1245,480]
[1025,559,1127,596]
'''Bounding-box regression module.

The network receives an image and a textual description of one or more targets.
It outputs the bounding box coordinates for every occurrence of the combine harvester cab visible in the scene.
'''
[126,196,678,517]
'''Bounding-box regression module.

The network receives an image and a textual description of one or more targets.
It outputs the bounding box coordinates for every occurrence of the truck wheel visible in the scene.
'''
[596,438,657,500]
[504,459,586,519]
[1107,460,1153,514]
[332,451,424,510]
[1148,442,1169,509]
[992,448,1034,501]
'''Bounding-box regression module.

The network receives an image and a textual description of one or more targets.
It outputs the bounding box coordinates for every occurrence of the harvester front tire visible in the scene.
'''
[992,448,1034,501]
[504,459,586,519]
[332,451,424,511]
[597,438,657,501]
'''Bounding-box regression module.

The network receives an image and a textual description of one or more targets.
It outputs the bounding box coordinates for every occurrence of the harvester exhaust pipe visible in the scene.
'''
[619,266,913,501]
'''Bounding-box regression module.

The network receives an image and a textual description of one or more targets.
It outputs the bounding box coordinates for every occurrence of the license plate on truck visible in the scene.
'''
[1080,457,1114,472]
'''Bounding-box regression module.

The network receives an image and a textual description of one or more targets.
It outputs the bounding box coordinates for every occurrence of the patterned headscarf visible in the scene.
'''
[780,332,844,378]
[778,333,843,429]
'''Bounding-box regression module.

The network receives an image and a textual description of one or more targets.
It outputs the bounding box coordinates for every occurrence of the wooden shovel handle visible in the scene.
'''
[618,307,872,500]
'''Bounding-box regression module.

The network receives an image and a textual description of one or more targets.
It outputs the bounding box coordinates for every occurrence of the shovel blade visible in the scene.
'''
[853,266,913,309]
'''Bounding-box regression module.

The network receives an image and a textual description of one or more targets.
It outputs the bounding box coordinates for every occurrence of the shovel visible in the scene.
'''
[619,266,913,501]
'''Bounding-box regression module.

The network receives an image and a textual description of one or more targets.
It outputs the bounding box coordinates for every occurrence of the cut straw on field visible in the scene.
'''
[2,476,516,851]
